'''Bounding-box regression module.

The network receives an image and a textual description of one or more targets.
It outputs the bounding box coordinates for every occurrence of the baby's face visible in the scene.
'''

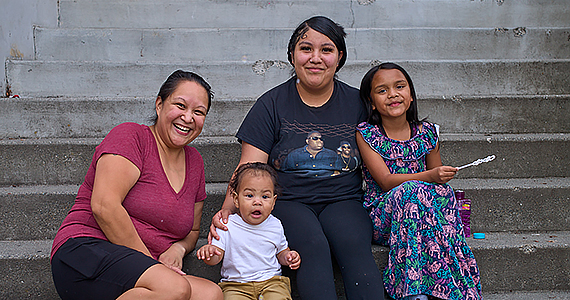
[233,174,276,225]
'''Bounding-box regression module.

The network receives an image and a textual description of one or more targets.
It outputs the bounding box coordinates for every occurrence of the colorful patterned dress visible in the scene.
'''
[357,121,482,300]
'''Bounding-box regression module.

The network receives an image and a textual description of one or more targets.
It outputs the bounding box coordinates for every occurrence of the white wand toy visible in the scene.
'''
[456,155,496,170]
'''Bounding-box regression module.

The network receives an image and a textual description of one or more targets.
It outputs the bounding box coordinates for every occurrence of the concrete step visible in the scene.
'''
[58,0,570,29]
[1,96,568,140]
[2,178,569,242]
[7,59,570,99]
[2,232,570,299]
[0,133,568,186]
[34,27,570,62]
[0,136,239,185]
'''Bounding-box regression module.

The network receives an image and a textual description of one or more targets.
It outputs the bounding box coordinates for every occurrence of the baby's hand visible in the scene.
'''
[196,244,221,261]
[286,250,301,270]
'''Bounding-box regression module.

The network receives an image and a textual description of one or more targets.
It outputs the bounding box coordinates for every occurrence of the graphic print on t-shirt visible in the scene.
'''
[272,119,360,177]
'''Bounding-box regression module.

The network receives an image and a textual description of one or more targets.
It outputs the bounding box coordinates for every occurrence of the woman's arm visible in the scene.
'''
[357,134,456,192]
[158,201,204,274]
[90,153,151,256]
[209,142,269,240]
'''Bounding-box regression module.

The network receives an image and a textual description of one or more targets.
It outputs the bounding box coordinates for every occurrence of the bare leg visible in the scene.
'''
[117,264,222,300]
[184,275,223,300]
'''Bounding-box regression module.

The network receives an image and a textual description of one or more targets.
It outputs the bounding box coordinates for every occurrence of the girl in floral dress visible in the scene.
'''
[356,63,482,300]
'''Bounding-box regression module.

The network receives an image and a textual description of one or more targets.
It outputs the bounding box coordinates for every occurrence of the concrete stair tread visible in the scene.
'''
[483,291,570,300]
[3,230,570,260]
[0,134,567,184]
[58,0,570,29]
[7,59,570,98]
[2,231,570,295]
[34,27,570,62]
[2,179,570,240]
[3,178,569,195]
[2,95,570,139]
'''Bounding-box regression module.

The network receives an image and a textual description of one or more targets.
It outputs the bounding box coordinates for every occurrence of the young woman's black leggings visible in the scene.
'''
[272,199,385,300]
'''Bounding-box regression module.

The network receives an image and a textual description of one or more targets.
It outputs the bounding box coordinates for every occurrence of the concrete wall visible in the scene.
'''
[0,0,57,96]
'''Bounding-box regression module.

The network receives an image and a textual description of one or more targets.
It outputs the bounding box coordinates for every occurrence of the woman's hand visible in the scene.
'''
[158,243,187,276]
[208,208,233,243]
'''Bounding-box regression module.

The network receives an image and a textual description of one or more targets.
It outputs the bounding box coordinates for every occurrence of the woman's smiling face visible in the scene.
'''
[291,28,343,92]
[154,80,209,148]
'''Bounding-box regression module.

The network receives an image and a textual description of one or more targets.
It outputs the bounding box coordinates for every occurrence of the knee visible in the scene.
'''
[200,282,223,300]
[162,276,192,300]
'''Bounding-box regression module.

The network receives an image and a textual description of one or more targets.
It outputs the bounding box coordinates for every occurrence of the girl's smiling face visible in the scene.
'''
[233,172,277,226]
[291,28,342,92]
[154,80,209,148]
[369,68,413,120]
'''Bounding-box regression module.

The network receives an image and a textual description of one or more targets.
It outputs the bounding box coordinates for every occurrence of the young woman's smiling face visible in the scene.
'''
[154,80,209,148]
[233,172,277,226]
[369,68,413,120]
[291,28,342,92]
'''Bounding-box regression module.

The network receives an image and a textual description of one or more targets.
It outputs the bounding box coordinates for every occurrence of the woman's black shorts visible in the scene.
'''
[51,237,160,300]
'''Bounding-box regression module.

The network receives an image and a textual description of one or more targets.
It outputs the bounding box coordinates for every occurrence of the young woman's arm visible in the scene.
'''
[209,142,269,241]
[357,134,456,192]
[91,154,151,256]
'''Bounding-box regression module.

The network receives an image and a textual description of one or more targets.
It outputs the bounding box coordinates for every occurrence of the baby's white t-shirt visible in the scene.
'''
[212,214,289,283]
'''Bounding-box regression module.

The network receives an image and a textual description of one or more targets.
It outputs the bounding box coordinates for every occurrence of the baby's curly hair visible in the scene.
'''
[229,162,280,196]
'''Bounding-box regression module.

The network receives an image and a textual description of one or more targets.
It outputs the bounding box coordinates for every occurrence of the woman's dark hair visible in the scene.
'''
[152,70,214,124]
[359,62,421,126]
[229,162,281,196]
[287,16,347,73]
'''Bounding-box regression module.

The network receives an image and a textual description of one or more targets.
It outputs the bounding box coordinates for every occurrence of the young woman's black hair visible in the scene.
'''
[287,16,347,73]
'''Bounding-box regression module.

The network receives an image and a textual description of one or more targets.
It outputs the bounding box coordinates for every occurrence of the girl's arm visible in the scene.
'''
[209,142,269,241]
[91,154,151,256]
[357,134,457,192]
[158,201,204,274]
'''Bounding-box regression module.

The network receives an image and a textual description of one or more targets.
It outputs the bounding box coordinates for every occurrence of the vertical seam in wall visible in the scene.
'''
[4,59,9,97]
[349,0,355,28]
[140,31,144,58]
[32,25,37,60]
[57,0,61,28]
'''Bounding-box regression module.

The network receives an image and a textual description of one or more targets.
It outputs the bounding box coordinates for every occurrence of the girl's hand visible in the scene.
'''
[208,208,232,243]
[286,250,301,270]
[158,243,186,275]
[430,166,457,184]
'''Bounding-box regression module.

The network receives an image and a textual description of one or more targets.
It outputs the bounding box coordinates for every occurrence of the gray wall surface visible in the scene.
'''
[0,0,57,96]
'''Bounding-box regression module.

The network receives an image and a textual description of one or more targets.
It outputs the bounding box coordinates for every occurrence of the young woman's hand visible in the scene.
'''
[208,208,233,243]
[430,166,457,184]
